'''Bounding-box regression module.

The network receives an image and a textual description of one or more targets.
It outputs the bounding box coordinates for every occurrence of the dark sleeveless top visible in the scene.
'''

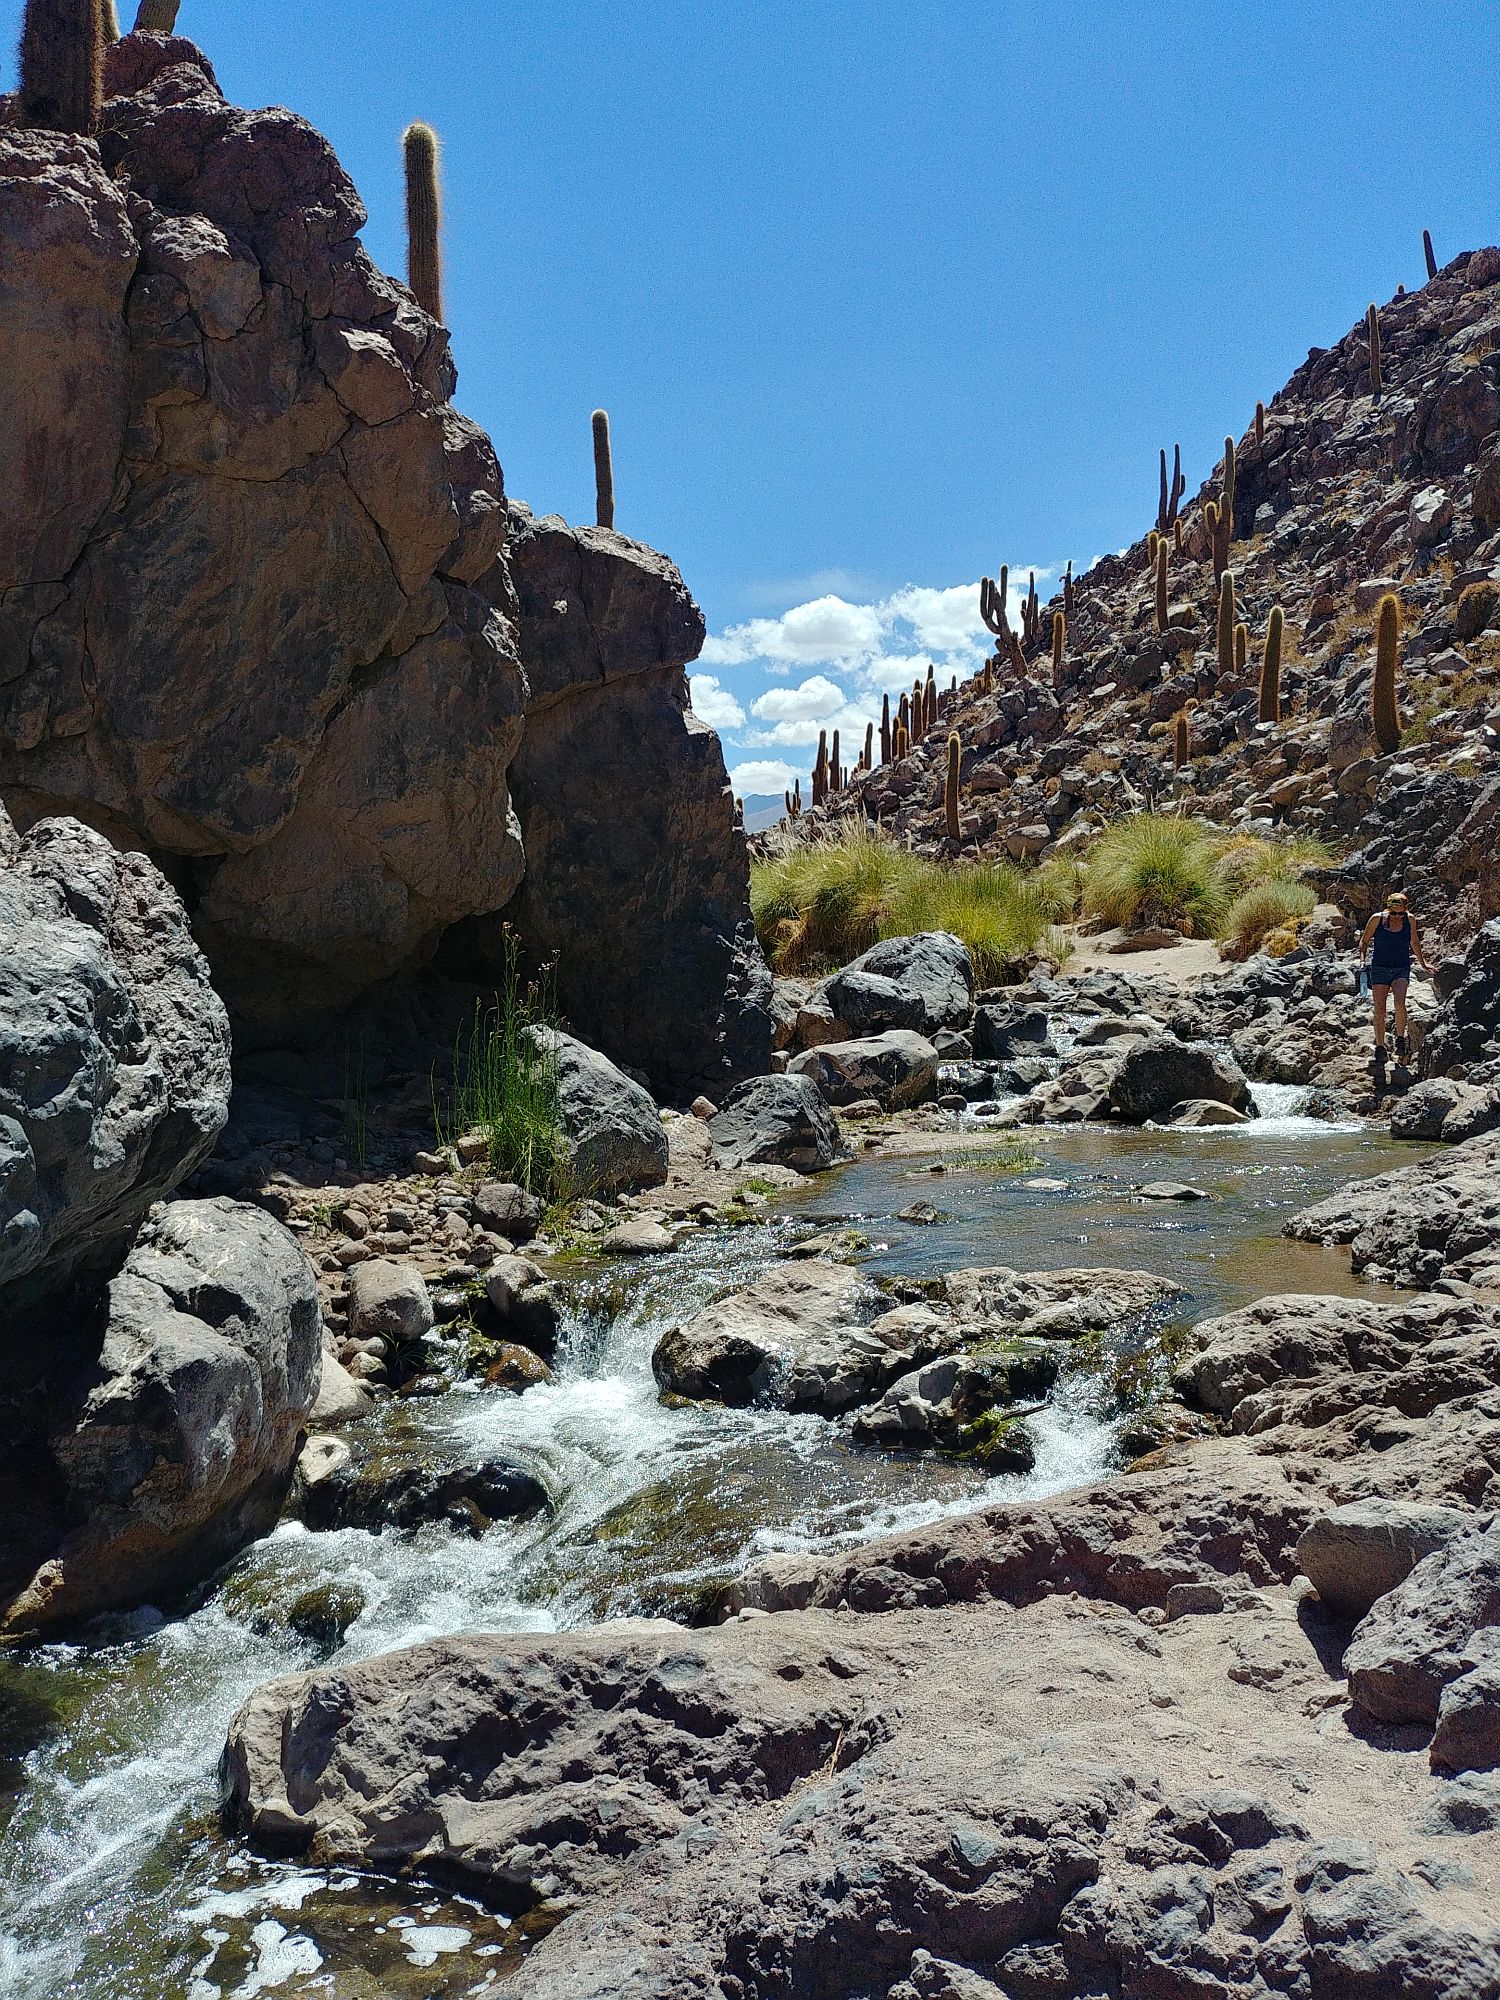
[1370,911,1412,975]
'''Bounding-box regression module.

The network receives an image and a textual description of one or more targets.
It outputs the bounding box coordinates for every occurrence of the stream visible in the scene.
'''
[0,1092,1418,1999]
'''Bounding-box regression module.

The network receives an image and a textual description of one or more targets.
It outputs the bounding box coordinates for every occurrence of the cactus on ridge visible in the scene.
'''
[1366,304,1382,395]
[1254,400,1265,448]
[1371,593,1402,752]
[1173,517,1183,556]
[1154,537,1169,635]
[863,722,874,771]
[1221,434,1236,543]
[1157,444,1185,532]
[1216,570,1235,680]
[402,121,444,322]
[1258,605,1284,723]
[1051,609,1065,685]
[894,721,910,760]
[19,0,102,133]
[134,0,179,26]
[945,732,962,840]
[591,409,615,530]
[813,730,828,806]
[100,0,120,38]
[1173,706,1193,771]
[1234,621,1248,674]
[979,572,1009,636]
[923,664,937,733]
[880,693,892,765]
[1063,560,1075,624]
[1423,229,1438,281]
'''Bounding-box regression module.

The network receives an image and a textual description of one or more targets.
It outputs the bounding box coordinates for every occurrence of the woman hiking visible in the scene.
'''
[1359,889,1431,1064]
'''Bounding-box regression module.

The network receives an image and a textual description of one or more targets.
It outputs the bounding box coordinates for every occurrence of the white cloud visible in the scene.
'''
[728,758,801,798]
[746,708,873,751]
[688,674,745,729]
[701,594,886,671]
[750,675,849,723]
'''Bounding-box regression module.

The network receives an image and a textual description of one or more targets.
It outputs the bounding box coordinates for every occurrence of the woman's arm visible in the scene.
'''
[1359,915,1380,955]
[1408,914,1433,972]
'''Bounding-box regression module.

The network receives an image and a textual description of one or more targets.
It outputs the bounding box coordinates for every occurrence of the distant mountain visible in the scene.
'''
[739,793,787,834]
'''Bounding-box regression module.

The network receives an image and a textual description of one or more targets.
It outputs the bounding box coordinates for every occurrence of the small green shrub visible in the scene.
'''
[1080,814,1228,937]
[1213,830,1333,894]
[434,933,572,1199]
[1222,880,1316,957]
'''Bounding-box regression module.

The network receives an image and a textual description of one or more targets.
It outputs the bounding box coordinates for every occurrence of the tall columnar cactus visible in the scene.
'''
[1154,537,1169,635]
[100,0,120,38]
[1216,570,1235,680]
[897,693,910,740]
[1258,605,1284,723]
[134,0,180,26]
[1221,434,1236,543]
[813,730,828,806]
[894,722,910,760]
[979,571,1009,637]
[1063,560,1075,624]
[1372,593,1402,752]
[1157,443,1185,531]
[402,121,444,322]
[1173,516,1183,556]
[1008,629,1026,676]
[1254,400,1265,449]
[19,0,102,133]
[1051,609,1065,685]
[1234,621,1248,674]
[982,654,995,695]
[1366,304,1382,395]
[945,732,962,840]
[1204,499,1227,581]
[923,664,937,733]
[1423,229,1438,281]
[793,777,802,815]
[1173,706,1193,771]
[1148,529,1159,565]
[880,694,891,765]
[590,409,616,530]
[863,721,874,771]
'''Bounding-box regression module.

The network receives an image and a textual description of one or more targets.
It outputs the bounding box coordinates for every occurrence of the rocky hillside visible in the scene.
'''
[790,248,1500,949]
[0,33,768,1098]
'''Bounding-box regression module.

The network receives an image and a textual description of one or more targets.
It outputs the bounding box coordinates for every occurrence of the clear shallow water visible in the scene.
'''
[0,1102,1418,1999]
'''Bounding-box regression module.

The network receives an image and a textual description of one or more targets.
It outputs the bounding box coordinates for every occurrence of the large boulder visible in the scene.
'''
[1286,1130,1500,1288]
[0,1198,321,1635]
[789,1030,940,1109]
[0,810,230,1329]
[531,1027,668,1196]
[1424,918,1500,1075]
[652,1260,910,1411]
[1108,1036,1254,1123]
[811,967,927,1041]
[0,61,528,1046]
[1297,1498,1476,1620]
[707,1073,845,1174]
[480,504,773,1100]
[839,932,975,1035]
[1344,1522,1500,1726]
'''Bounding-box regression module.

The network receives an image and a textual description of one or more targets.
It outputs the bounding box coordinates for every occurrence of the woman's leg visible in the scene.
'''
[1373,981,1390,1049]
[1392,976,1409,1040]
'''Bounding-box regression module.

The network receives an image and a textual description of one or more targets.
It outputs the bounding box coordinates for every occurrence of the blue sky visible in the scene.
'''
[8,0,1497,796]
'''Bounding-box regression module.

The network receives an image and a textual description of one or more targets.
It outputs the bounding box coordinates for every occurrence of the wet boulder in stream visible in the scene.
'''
[528,1026,668,1196]
[707,1072,844,1173]
[789,1029,940,1110]
[1108,1035,1255,1124]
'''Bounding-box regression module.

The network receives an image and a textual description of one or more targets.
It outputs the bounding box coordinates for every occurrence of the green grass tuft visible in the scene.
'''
[434,933,573,1200]
[1081,814,1229,937]
[1221,879,1317,957]
[750,830,1066,982]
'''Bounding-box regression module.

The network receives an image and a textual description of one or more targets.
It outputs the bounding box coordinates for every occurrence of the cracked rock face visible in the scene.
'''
[1,1195,321,1636]
[0,41,526,1045]
[0,806,229,1329]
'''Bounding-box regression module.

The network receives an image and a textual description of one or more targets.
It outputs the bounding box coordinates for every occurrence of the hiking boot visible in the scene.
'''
[1396,1033,1410,1062]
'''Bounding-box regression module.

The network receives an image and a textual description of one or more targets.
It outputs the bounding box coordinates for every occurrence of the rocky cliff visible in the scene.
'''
[0,32,766,1090]
[794,247,1500,950]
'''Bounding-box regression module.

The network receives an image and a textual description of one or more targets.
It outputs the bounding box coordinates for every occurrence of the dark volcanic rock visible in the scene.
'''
[1425,918,1500,1077]
[531,1027,668,1196]
[492,504,773,1099]
[0,808,230,1329]
[1109,1035,1255,1123]
[298,1446,548,1535]
[706,1073,845,1173]
[788,1029,940,1109]
[1,1197,320,1636]
[0,71,527,1045]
